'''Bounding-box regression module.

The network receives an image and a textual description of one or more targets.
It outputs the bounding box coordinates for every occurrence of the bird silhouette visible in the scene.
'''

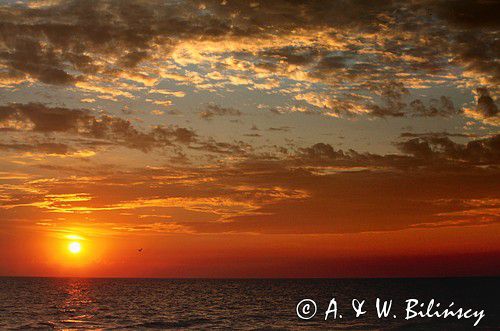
[138,248,143,252]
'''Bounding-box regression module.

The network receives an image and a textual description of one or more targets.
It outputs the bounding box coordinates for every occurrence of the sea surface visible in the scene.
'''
[0,277,498,330]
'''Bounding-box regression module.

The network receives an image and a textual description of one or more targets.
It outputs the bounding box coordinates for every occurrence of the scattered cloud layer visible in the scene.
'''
[0,0,497,122]
[0,0,498,239]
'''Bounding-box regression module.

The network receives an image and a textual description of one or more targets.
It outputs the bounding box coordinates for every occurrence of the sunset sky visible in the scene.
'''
[0,0,499,278]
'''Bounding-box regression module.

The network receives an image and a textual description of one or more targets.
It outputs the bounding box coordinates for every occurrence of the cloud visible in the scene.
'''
[0,102,264,161]
[400,132,476,139]
[291,134,500,170]
[267,126,292,132]
[368,81,409,117]
[409,96,458,117]
[0,102,90,132]
[0,102,197,152]
[297,143,344,163]
[463,87,499,126]
[1,37,77,85]
[427,0,500,85]
[199,104,242,120]
[430,0,499,29]
[190,168,499,234]
[150,109,164,116]
[397,135,499,165]
[0,0,499,238]
[475,88,499,117]
[0,0,497,123]
[192,138,252,156]
[0,142,70,154]
[149,89,186,98]
[1,131,498,235]
[295,85,459,118]
[294,92,371,117]
[243,133,261,138]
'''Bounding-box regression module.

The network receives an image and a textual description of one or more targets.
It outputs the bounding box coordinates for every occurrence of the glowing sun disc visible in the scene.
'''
[68,242,82,254]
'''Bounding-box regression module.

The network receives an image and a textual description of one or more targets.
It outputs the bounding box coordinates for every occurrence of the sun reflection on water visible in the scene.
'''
[60,279,96,326]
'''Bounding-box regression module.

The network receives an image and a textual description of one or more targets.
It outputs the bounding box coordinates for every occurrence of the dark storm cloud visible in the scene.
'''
[199,104,242,120]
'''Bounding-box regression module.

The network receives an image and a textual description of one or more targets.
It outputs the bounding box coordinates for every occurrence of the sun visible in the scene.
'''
[68,241,82,254]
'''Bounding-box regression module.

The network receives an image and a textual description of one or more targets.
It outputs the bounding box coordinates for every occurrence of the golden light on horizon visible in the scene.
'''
[68,242,82,254]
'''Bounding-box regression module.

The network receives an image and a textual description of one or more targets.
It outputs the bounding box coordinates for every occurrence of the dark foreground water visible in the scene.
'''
[0,277,498,330]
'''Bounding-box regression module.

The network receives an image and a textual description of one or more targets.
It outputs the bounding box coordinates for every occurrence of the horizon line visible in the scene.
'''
[1,275,498,280]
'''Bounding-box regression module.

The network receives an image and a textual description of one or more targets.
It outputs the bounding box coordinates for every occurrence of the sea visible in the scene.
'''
[0,277,498,330]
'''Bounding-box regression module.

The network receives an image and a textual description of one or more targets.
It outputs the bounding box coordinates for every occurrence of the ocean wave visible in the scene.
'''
[125,318,212,329]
